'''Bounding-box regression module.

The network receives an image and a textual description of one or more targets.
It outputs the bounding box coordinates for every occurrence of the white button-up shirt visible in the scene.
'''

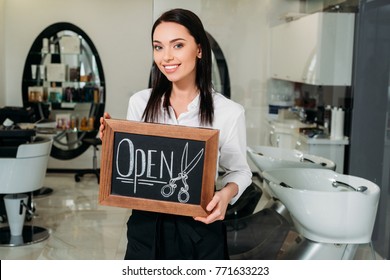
[126,89,252,204]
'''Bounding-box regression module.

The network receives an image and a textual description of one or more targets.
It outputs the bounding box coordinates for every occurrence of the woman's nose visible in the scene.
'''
[163,49,173,61]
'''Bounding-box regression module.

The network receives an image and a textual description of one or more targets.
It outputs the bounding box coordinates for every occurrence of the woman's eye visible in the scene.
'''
[174,43,184,49]
[153,45,162,51]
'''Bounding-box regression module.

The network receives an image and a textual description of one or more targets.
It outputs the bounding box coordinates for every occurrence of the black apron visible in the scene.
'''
[124,210,229,260]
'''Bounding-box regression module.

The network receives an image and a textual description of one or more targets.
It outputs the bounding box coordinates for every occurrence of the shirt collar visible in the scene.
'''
[187,93,200,111]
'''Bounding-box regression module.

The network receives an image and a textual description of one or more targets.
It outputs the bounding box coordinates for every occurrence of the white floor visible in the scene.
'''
[0,172,382,260]
[0,173,130,260]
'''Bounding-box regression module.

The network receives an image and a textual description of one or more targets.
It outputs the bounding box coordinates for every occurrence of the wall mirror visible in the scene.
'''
[22,22,105,160]
[207,33,230,98]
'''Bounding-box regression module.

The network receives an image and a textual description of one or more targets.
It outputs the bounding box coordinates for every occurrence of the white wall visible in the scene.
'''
[1,0,301,169]
[0,0,5,107]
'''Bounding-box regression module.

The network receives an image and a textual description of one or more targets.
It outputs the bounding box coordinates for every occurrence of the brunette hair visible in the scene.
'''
[142,8,214,125]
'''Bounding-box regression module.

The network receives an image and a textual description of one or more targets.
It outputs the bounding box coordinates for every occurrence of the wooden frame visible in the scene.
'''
[99,119,219,217]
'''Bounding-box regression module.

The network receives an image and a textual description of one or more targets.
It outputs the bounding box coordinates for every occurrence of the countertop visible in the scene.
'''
[297,133,349,145]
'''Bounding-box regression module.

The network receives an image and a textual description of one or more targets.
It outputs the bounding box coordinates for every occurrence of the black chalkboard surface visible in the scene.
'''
[112,132,205,205]
[99,119,219,217]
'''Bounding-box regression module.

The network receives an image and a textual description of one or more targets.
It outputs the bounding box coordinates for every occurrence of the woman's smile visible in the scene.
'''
[163,64,180,73]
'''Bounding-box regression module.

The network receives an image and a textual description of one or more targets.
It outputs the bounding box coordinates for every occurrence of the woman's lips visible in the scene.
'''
[163,64,179,73]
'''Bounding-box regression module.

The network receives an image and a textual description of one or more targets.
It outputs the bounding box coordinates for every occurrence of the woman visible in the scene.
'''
[100,8,252,259]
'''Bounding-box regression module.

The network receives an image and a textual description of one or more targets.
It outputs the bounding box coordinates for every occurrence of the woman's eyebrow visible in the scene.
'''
[153,38,187,44]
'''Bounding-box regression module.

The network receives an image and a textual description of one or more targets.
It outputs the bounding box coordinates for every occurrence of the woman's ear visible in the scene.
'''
[197,45,202,59]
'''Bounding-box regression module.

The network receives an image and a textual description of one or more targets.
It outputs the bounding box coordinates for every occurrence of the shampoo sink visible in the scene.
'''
[247,145,336,172]
[262,168,380,244]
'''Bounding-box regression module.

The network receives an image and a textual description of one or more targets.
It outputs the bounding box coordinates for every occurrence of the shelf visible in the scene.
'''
[24,79,104,86]
[30,51,82,56]
[22,22,105,160]
[36,127,95,134]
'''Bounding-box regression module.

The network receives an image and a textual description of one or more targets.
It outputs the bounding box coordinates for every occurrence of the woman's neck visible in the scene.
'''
[170,83,199,102]
[169,83,199,119]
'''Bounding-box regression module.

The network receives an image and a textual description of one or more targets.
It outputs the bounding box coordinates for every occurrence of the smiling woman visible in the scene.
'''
[152,22,202,119]
[99,8,252,260]
[145,8,214,126]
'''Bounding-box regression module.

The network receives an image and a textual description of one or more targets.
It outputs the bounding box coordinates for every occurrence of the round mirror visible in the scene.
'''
[22,22,105,160]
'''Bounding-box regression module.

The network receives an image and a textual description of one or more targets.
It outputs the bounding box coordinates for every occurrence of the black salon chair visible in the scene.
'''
[225,182,263,220]
[224,208,291,259]
[75,137,102,183]
[222,181,291,259]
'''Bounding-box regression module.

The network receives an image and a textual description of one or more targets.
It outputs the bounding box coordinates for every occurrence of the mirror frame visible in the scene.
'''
[206,32,231,98]
[22,22,105,160]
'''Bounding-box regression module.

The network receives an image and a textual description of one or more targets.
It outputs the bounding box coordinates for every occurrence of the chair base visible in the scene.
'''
[74,137,102,184]
[75,168,100,183]
[32,186,53,198]
[0,225,49,246]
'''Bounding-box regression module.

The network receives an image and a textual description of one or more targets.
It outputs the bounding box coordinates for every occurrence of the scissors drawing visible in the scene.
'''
[161,143,204,203]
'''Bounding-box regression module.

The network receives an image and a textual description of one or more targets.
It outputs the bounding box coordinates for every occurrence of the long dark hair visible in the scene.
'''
[142,8,214,125]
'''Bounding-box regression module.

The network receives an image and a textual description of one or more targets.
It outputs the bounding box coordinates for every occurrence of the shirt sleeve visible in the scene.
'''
[219,108,252,205]
[126,89,151,121]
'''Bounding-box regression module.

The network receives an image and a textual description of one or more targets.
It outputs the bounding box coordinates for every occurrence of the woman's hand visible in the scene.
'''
[194,183,238,224]
[99,112,111,140]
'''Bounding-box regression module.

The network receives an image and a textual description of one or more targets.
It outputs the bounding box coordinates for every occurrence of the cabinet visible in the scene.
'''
[295,133,349,173]
[270,12,355,86]
[22,23,105,160]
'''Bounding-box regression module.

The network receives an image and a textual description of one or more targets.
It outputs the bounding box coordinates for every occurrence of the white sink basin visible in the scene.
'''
[262,168,380,244]
[247,145,336,172]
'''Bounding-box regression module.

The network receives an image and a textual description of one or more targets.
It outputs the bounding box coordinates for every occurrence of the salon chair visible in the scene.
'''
[223,182,291,259]
[224,208,291,259]
[75,137,102,183]
[225,182,263,220]
[1,106,54,200]
[0,136,52,246]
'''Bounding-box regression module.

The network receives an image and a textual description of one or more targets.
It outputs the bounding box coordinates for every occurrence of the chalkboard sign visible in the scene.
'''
[99,119,219,217]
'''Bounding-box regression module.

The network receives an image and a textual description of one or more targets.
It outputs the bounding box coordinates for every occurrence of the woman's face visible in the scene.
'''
[152,22,201,85]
